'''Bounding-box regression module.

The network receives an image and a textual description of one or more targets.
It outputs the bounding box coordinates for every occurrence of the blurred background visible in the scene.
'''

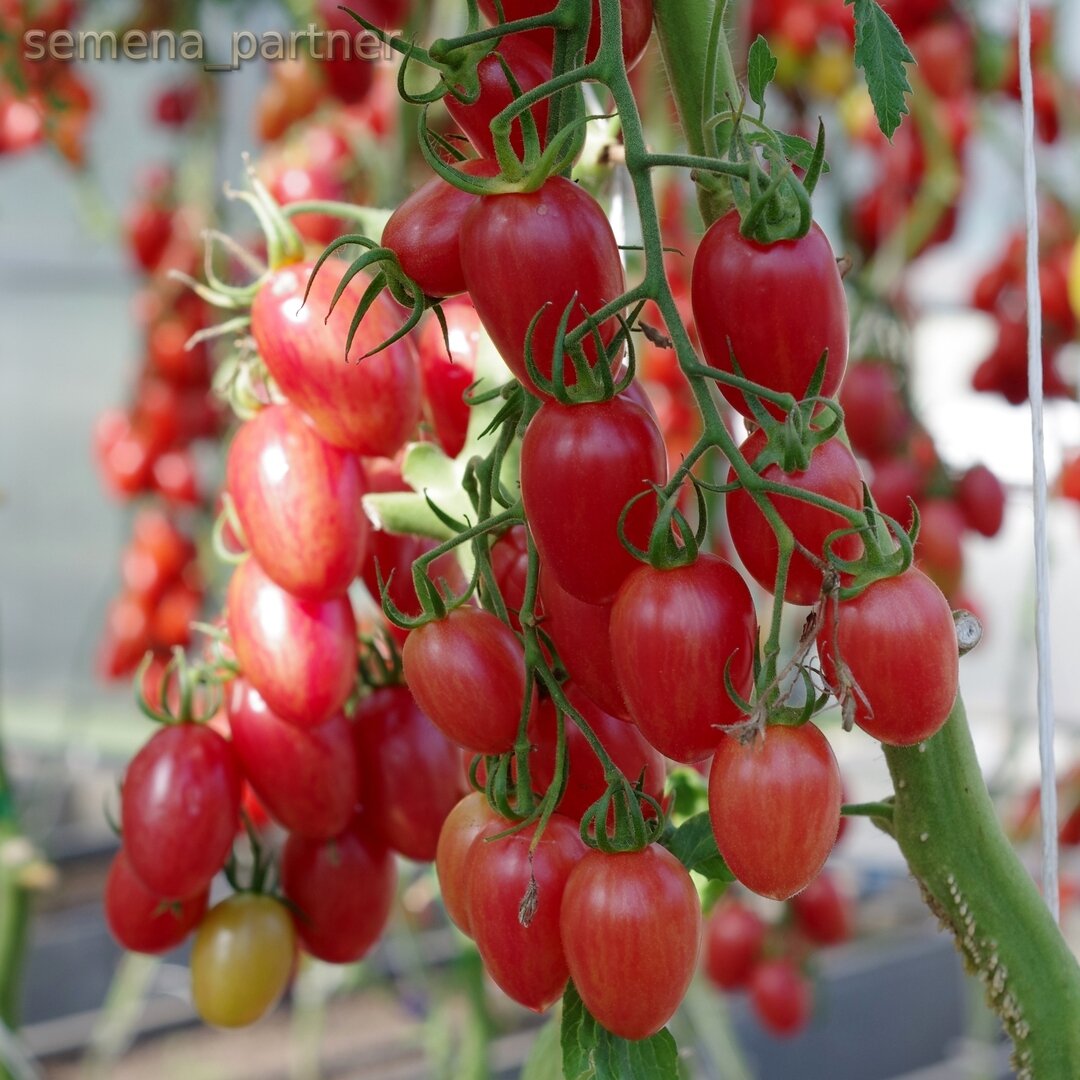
[2,0,1080,1076]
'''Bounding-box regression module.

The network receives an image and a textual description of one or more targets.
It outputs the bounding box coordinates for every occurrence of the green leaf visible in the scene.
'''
[849,0,914,139]
[561,984,680,1080]
[662,813,735,882]
[747,35,778,108]
[522,1016,563,1080]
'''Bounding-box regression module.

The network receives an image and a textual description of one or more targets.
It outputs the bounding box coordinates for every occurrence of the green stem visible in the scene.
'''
[0,764,30,1069]
[884,695,1080,1078]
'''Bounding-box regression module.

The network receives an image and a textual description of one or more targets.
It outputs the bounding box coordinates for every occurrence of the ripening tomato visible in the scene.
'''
[383,161,502,299]
[226,404,370,601]
[749,958,812,1037]
[226,679,359,838]
[790,871,852,945]
[691,212,848,418]
[121,722,241,900]
[709,723,841,900]
[489,525,530,627]
[352,685,468,861]
[251,259,421,457]
[227,557,358,728]
[726,431,864,605]
[435,792,505,934]
[443,36,553,159]
[402,606,529,754]
[611,555,758,763]
[703,898,767,990]
[521,394,667,605]
[561,845,700,1040]
[460,177,625,395]
[104,849,209,954]
[869,458,924,525]
[838,360,910,462]
[97,593,154,679]
[817,567,958,746]
[956,464,1006,538]
[539,572,628,719]
[190,893,297,1028]
[466,813,586,1011]
[914,499,965,599]
[280,812,397,963]
[527,683,666,820]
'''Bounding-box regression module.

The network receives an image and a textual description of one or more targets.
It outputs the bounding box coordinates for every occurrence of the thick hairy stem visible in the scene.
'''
[884,695,1080,1079]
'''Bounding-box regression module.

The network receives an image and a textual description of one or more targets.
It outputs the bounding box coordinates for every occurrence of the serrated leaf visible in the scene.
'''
[561,984,680,1080]
[663,813,735,882]
[744,131,831,174]
[849,0,913,139]
[747,35,778,108]
[522,1015,563,1080]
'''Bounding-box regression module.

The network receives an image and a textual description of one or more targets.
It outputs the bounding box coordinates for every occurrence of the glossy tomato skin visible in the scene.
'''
[466,813,586,1011]
[522,395,667,605]
[251,260,420,457]
[190,893,297,1028]
[561,845,701,1040]
[691,212,848,418]
[435,792,505,934]
[539,572,628,718]
[790,872,852,945]
[444,36,552,159]
[478,0,654,71]
[709,723,842,901]
[280,813,397,963]
[352,685,468,861]
[461,177,624,396]
[402,606,528,754]
[816,567,958,746]
[956,464,1005,538]
[226,679,359,839]
[383,161,501,299]
[703,899,767,990]
[417,300,484,458]
[527,683,666,820]
[749,958,812,1037]
[226,404,370,601]
[227,557,357,728]
[122,723,241,900]
[611,555,758,763]
[726,431,864,605]
[104,849,209,954]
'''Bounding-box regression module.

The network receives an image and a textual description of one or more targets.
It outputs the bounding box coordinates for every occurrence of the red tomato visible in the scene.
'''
[838,360,910,462]
[914,499,965,599]
[251,259,421,457]
[956,464,1006,538]
[539,572,628,719]
[402,607,529,754]
[703,899,767,990]
[466,813,586,1011]
[444,36,553,159]
[104,849,208,954]
[226,679,359,838]
[226,404,370,600]
[416,300,483,458]
[709,723,841,900]
[383,161,501,299]
[611,555,758,763]
[790,871,852,945]
[151,449,201,506]
[435,792,505,934]
[97,593,154,679]
[460,176,625,396]
[869,457,924,525]
[521,394,666,605]
[227,557,358,728]
[527,682,666,820]
[352,685,468,861]
[280,812,397,962]
[726,431,864,605]
[489,525,530,627]
[478,0,654,71]
[125,202,173,273]
[149,580,202,648]
[561,845,700,1040]
[749,958,812,1037]
[121,723,241,900]
[817,568,958,746]
[691,212,848,418]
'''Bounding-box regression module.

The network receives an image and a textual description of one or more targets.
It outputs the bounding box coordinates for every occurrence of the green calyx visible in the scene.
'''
[134,647,222,727]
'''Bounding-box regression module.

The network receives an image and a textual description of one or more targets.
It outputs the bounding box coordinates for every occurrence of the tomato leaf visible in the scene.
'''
[662,812,735,882]
[561,984,680,1080]
[746,35,777,108]
[847,0,913,139]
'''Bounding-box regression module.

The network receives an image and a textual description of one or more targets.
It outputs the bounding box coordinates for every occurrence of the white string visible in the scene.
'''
[1017,0,1058,922]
